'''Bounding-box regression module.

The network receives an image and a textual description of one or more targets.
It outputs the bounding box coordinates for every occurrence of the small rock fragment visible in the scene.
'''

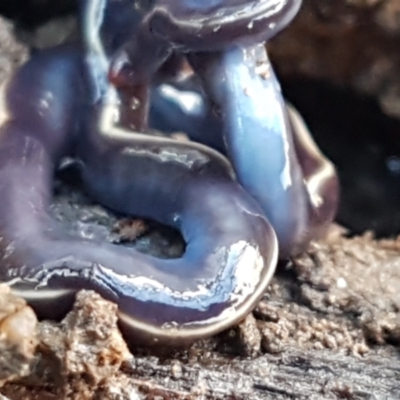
[237,313,261,357]
[36,290,133,397]
[0,284,38,386]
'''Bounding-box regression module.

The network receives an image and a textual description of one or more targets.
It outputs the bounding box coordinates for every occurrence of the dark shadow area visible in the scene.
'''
[0,0,76,27]
[282,78,400,237]
[54,162,185,259]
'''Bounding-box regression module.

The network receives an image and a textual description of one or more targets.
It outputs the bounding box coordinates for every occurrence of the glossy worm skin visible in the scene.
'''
[0,0,338,344]
[189,45,339,257]
[151,53,339,257]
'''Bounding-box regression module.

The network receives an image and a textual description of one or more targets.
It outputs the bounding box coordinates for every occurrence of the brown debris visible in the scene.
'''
[257,302,369,355]
[0,284,38,386]
[113,218,149,242]
[1,291,138,399]
[293,233,400,346]
[34,291,133,398]
[236,313,262,357]
[234,232,399,356]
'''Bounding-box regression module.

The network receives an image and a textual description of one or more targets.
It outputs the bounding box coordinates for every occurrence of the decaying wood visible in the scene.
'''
[126,348,400,399]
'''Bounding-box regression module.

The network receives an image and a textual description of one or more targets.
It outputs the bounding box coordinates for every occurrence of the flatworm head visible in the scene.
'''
[146,0,302,51]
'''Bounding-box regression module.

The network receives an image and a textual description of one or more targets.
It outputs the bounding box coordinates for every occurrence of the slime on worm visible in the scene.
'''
[0,0,338,344]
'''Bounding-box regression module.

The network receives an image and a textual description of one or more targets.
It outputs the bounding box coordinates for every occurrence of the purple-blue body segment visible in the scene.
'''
[0,44,277,343]
[189,45,309,256]
[108,0,302,84]
[0,0,338,344]
[150,80,225,151]
[151,46,338,256]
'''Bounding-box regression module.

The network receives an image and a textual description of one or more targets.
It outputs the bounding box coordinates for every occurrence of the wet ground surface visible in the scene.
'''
[284,78,400,237]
